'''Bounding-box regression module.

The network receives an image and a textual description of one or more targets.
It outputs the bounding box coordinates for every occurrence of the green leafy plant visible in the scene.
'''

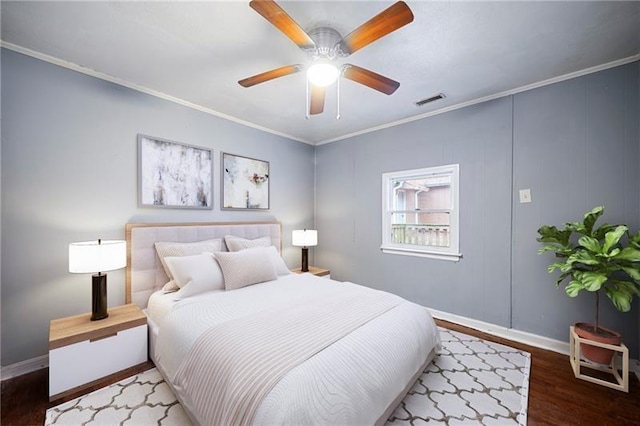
[537,206,640,332]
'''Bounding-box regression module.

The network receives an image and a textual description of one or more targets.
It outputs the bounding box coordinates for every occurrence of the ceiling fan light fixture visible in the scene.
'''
[307,62,340,87]
[241,0,414,116]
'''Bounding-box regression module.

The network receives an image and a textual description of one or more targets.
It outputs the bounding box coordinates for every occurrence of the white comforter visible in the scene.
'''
[151,273,441,425]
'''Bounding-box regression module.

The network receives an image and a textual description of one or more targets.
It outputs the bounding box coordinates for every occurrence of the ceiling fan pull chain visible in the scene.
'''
[305,76,310,120]
[336,76,341,120]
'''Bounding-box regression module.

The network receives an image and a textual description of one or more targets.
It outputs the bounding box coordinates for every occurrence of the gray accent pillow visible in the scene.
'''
[224,235,271,252]
[215,249,277,291]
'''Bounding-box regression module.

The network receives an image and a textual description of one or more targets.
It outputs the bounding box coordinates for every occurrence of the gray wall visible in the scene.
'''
[511,63,639,350]
[316,62,640,356]
[316,97,514,328]
[2,47,638,367]
[1,49,315,366]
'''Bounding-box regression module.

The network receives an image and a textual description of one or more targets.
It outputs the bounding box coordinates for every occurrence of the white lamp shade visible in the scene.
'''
[292,230,318,247]
[69,240,127,273]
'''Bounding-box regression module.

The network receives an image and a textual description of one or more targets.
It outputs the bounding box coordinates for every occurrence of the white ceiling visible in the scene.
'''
[2,1,639,145]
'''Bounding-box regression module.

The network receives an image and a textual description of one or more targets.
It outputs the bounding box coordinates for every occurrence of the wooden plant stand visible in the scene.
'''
[569,325,629,392]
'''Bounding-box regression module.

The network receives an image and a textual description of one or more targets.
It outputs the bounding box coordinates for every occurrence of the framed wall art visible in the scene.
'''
[138,134,213,209]
[222,152,270,210]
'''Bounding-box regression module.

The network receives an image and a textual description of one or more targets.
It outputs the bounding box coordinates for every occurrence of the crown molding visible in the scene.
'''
[316,54,640,146]
[0,41,313,146]
[2,41,637,147]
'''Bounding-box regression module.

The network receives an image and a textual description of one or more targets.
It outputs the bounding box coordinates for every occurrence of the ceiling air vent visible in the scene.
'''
[415,93,446,107]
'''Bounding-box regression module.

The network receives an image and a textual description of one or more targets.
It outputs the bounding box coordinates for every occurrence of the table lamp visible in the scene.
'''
[292,229,317,272]
[69,239,127,321]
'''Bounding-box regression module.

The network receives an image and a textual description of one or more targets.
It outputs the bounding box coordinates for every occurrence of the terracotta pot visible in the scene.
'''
[574,322,621,365]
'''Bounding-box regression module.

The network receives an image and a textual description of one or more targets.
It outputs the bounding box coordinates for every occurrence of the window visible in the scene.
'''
[381,164,460,261]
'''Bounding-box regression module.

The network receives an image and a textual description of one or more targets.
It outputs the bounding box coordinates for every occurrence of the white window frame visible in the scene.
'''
[381,164,461,262]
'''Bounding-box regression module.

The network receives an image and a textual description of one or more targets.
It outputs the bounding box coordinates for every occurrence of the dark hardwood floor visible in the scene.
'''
[1,322,639,425]
[1,361,155,426]
[438,320,640,426]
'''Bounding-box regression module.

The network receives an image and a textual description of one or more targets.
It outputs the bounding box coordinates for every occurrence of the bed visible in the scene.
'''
[125,221,440,425]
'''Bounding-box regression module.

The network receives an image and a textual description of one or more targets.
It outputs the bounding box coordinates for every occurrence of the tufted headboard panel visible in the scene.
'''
[125,222,282,309]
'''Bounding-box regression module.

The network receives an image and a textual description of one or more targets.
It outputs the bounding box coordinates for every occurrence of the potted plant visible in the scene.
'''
[537,206,640,364]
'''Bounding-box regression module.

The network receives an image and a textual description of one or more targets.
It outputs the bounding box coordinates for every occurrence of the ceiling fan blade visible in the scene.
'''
[309,85,325,115]
[338,1,414,55]
[238,65,302,87]
[250,0,316,51]
[342,64,400,95]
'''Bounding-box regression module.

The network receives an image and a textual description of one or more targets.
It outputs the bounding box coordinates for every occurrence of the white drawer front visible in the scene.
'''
[49,325,147,397]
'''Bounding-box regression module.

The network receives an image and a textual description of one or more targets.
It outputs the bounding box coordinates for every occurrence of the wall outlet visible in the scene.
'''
[519,189,532,203]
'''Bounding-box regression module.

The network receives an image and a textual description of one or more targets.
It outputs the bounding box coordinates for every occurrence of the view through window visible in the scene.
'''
[382,164,460,261]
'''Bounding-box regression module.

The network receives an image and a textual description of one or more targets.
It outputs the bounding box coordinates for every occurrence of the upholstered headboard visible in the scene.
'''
[125,222,282,308]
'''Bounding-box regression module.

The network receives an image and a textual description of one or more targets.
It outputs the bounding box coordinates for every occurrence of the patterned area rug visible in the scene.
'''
[45,328,530,425]
[387,328,530,425]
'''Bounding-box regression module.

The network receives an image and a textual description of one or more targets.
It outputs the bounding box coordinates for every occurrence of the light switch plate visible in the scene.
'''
[519,189,532,203]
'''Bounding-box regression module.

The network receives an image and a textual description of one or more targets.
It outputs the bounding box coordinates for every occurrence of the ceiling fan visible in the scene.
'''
[238,0,414,117]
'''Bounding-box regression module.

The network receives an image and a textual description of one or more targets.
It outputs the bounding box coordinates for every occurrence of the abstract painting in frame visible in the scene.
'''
[138,134,213,209]
[222,152,270,210]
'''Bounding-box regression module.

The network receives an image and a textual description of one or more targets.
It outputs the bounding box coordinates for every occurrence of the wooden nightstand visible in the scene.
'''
[291,266,330,278]
[49,303,148,401]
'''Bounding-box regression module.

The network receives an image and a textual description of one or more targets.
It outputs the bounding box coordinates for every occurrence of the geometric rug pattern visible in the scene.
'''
[46,328,530,426]
[45,368,190,426]
[387,328,530,426]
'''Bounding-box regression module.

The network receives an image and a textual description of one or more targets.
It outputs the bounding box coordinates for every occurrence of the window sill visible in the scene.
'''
[380,246,462,262]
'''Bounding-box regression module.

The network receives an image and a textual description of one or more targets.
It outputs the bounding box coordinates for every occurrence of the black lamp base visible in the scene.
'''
[91,273,109,321]
[301,247,309,272]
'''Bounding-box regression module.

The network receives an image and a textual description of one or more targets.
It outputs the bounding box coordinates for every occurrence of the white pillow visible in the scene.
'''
[164,252,225,299]
[155,239,223,279]
[215,249,277,291]
[261,246,290,276]
[224,235,271,252]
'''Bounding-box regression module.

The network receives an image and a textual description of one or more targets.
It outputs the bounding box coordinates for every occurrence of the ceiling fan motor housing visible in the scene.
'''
[307,27,344,60]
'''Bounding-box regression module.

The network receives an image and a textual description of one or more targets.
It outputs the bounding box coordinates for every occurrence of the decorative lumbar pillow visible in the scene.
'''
[215,249,277,291]
[224,235,271,252]
[164,252,225,299]
[155,239,223,279]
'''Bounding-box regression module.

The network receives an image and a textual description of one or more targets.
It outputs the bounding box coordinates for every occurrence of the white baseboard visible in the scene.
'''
[631,359,640,382]
[1,354,48,382]
[429,308,640,381]
[3,310,638,383]
[428,308,571,355]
